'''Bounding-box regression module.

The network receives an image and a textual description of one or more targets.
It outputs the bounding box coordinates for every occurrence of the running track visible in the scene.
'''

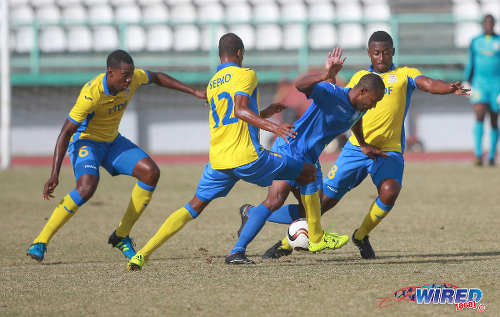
[11,152,476,166]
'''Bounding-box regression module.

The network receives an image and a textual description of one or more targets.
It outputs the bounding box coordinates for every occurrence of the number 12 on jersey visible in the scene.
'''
[210,91,238,128]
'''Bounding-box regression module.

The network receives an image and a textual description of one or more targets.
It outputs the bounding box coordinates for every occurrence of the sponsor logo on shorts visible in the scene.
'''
[326,185,338,193]
[376,283,486,312]
[84,164,97,170]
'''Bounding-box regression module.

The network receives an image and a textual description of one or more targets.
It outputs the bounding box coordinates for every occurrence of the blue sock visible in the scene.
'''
[230,204,271,254]
[489,128,498,160]
[267,204,300,224]
[474,121,484,158]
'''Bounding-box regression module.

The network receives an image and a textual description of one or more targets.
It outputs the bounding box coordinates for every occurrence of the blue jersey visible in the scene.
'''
[273,82,363,164]
[464,34,500,85]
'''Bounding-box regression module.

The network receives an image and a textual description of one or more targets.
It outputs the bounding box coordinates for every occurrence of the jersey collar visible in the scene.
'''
[217,62,240,71]
[368,64,395,74]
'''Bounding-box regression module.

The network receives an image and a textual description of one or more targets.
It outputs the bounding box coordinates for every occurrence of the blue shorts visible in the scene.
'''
[195,150,304,202]
[68,134,150,180]
[322,141,404,200]
[471,81,500,112]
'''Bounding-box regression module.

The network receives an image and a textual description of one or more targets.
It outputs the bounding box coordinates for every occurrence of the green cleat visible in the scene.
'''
[127,254,145,271]
[308,232,349,253]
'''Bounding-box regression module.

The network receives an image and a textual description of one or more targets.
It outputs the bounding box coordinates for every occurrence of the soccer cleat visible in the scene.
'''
[474,156,483,167]
[352,229,376,259]
[127,254,145,271]
[108,231,137,259]
[308,231,349,253]
[27,242,47,262]
[488,158,495,167]
[236,204,252,237]
[225,252,255,264]
[262,241,293,259]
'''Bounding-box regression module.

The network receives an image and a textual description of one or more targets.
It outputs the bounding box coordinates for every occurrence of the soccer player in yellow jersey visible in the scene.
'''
[27,50,206,262]
[261,31,470,260]
[127,33,316,269]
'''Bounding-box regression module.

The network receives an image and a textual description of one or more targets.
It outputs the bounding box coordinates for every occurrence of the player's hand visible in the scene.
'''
[43,175,59,200]
[274,122,297,143]
[450,82,470,96]
[325,47,346,79]
[360,144,388,161]
[194,89,207,100]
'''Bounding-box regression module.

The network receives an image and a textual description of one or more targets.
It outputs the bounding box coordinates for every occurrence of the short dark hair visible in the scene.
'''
[107,49,133,69]
[368,31,393,47]
[356,73,385,92]
[218,33,244,57]
[483,14,495,23]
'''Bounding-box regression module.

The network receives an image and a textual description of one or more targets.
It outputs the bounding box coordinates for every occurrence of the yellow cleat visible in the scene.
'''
[308,232,349,253]
[127,254,145,271]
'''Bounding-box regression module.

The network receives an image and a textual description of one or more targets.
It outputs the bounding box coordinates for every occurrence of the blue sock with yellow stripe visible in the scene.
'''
[474,121,484,158]
[231,204,271,254]
[489,128,498,161]
[34,190,86,244]
[266,204,300,224]
[355,197,393,240]
[116,181,155,238]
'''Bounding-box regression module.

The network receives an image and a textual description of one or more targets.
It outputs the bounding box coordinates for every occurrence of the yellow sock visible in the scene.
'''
[34,193,81,244]
[116,182,154,237]
[355,198,392,240]
[281,236,292,250]
[301,192,323,243]
[138,206,195,259]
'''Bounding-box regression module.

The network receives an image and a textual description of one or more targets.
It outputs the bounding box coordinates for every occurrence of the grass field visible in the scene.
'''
[1,161,499,316]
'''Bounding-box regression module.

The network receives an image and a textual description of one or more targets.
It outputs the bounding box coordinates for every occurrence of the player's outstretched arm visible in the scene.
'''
[234,95,297,142]
[415,76,470,96]
[43,119,79,200]
[296,48,346,97]
[149,71,206,99]
[351,118,387,160]
[259,103,287,119]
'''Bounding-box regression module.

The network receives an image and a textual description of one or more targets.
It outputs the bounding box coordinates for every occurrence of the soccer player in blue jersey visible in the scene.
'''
[257,31,470,260]
[235,48,386,257]
[126,33,317,269]
[26,50,206,262]
[465,14,500,166]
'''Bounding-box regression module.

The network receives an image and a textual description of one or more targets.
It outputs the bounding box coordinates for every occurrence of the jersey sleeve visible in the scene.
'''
[309,82,338,107]
[404,67,423,89]
[233,69,258,97]
[464,38,475,82]
[68,83,98,125]
[134,68,152,86]
[345,71,366,88]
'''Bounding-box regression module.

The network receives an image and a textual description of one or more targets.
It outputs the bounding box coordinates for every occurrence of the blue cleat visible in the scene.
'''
[108,231,137,259]
[27,242,47,262]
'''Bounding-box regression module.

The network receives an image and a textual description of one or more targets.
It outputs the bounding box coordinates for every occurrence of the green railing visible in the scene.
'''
[10,14,479,86]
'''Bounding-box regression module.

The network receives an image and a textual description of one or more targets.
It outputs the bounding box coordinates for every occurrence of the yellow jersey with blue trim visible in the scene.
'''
[67,68,151,143]
[347,65,422,153]
[206,62,263,169]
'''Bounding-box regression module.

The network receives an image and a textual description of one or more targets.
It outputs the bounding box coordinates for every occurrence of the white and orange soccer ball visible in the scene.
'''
[287,218,309,251]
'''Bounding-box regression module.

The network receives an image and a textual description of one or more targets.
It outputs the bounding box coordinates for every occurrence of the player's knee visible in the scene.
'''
[379,180,400,203]
[76,183,97,201]
[297,163,316,186]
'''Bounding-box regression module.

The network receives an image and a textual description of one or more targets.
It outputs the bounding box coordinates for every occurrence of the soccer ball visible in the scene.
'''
[287,218,309,251]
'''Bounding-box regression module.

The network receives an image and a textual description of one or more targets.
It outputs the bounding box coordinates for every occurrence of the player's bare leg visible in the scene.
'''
[473,103,488,166]
[488,109,498,166]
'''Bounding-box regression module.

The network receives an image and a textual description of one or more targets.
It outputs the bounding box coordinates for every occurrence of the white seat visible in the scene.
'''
[220,0,246,4]
[14,27,34,53]
[31,0,55,8]
[11,5,34,24]
[454,22,481,48]
[170,4,197,22]
[254,3,279,21]
[143,4,169,21]
[365,23,391,43]
[256,25,282,50]
[308,2,335,20]
[282,2,307,49]
[201,25,226,51]
[61,5,87,22]
[225,2,251,22]
[336,1,363,20]
[173,26,200,51]
[338,23,364,48]
[115,5,142,23]
[35,5,60,23]
[198,3,224,22]
[40,26,66,52]
[453,2,481,19]
[193,0,220,4]
[166,0,192,4]
[9,0,30,8]
[481,1,500,19]
[67,26,92,52]
[55,0,82,7]
[138,0,164,5]
[229,25,255,49]
[93,26,119,51]
[146,26,173,51]
[109,0,136,5]
[125,26,146,51]
[363,3,391,20]
[88,5,114,23]
[309,24,336,49]
[81,0,109,6]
